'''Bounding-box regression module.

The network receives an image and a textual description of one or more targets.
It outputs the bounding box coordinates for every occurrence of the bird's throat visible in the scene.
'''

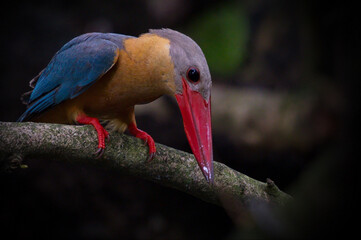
[120,34,177,98]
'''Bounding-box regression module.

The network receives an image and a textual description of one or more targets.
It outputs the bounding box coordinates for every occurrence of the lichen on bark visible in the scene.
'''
[0,121,291,208]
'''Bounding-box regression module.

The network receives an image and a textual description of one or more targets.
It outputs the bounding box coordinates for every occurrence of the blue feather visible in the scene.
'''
[18,33,132,122]
[18,90,57,121]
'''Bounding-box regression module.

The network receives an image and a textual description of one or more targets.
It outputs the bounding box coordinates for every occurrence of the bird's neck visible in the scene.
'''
[121,34,177,102]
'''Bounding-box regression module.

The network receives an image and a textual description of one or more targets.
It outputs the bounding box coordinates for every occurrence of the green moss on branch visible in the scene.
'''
[0,121,291,207]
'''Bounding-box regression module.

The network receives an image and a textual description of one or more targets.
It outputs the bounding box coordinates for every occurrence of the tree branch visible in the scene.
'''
[0,122,291,208]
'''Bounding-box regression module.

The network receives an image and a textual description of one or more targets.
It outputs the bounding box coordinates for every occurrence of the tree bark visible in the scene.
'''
[0,121,291,208]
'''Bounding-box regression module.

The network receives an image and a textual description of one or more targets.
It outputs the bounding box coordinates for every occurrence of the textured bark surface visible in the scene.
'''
[0,122,291,207]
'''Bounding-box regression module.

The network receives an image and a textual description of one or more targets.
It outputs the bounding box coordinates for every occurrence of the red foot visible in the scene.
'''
[128,122,156,162]
[76,115,109,158]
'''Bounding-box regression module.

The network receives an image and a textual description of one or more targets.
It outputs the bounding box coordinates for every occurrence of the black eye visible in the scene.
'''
[187,67,200,83]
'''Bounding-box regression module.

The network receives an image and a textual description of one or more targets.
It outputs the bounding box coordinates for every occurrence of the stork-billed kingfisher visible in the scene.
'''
[18,29,214,183]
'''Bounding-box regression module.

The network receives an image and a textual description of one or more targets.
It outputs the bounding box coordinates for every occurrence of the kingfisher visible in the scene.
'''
[18,29,213,183]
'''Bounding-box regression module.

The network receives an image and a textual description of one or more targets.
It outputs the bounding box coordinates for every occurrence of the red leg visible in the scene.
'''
[128,122,156,162]
[76,115,108,158]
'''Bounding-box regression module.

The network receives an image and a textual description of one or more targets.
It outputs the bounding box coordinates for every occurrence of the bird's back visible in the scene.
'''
[18,32,133,122]
[18,32,175,125]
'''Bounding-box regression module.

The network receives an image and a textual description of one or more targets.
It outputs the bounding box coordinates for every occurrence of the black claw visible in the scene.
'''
[105,134,110,143]
[147,152,155,162]
[94,148,105,159]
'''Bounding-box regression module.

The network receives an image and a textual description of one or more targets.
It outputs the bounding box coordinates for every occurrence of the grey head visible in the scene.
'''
[149,28,211,102]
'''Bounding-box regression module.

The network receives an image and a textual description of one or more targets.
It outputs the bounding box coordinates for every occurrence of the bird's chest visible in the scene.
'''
[106,64,164,106]
[80,65,163,118]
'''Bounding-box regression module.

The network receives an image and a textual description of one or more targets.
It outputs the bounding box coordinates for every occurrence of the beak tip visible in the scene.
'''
[202,165,214,185]
[206,175,214,185]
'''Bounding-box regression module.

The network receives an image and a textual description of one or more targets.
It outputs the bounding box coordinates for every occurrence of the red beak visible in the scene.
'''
[175,78,214,184]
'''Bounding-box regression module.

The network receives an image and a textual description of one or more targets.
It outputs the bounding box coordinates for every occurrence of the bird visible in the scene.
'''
[18,28,214,183]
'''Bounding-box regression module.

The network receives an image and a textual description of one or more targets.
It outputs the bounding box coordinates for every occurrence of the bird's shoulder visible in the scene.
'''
[59,32,133,53]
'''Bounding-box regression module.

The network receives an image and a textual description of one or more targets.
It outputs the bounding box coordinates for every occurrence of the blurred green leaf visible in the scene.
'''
[188,3,249,76]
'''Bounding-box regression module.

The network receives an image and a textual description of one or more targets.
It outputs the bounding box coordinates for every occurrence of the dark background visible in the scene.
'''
[0,0,358,239]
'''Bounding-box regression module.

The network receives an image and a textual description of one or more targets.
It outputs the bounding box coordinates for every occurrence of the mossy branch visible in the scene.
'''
[0,122,291,208]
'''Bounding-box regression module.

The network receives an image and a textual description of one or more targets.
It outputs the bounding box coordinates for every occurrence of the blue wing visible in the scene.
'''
[18,33,130,122]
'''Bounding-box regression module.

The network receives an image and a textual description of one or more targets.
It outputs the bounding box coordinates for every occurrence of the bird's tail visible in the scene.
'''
[17,91,56,122]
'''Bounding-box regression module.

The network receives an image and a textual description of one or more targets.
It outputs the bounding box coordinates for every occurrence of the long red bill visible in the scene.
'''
[175,78,214,184]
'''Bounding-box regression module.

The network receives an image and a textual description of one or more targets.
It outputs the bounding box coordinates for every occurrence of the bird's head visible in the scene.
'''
[150,29,213,183]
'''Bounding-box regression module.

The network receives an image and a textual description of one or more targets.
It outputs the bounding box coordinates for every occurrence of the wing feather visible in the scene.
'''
[18,33,129,122]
